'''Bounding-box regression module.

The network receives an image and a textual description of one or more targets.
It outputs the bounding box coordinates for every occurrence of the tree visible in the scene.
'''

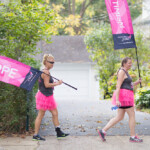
[0,0,61,133]
[84,25,150,98]
[0,0,62,64]
[49,0,142,35]
[84,25,120,98]
[51,0,99,35]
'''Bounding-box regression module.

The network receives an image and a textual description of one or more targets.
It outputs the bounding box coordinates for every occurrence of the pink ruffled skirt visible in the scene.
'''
[35,91,57,111]
[112,89,134,107]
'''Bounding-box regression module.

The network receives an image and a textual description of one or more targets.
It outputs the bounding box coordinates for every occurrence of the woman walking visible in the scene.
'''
[32,54,69,141]
[97,57,143,143]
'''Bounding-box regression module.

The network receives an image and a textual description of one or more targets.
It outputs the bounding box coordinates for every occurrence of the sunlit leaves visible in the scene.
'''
[45,0,49,4]
[50,0,142,35]
[52,3,65,13]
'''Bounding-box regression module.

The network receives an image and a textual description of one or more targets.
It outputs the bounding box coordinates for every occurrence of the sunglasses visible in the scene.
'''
[47,61,55,64]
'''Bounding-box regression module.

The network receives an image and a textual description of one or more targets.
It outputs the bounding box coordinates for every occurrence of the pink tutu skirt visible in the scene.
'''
[112,89,134,107]
[35,91,57,111]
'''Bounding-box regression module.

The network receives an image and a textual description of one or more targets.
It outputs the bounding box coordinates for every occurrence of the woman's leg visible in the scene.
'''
[126,107,143,142]
[103,109,125,132]
[125,107,135,136]
[34,110,46,134]
[50,108,69,138]
[50,108,59,126]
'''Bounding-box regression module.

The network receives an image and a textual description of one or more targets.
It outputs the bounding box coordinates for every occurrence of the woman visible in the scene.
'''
[97,57,143,143]
[32,54,69,141]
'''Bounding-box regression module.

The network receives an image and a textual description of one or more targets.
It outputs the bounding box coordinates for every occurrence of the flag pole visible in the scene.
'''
[42,72,77,90]
[135,47,142,88]
[51,76,77,90]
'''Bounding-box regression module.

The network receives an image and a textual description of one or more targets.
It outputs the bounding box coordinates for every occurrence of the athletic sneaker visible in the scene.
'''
[55,127,69,139]
[97,129,106,141]
[32,134,46,141]
[129,136,143,143]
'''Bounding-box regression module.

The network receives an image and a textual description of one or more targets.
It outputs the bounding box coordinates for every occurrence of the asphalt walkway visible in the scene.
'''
[1,99,150,150]
[39,99,150,136]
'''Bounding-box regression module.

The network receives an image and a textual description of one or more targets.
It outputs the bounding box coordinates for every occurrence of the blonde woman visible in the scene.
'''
[33,54,69,141]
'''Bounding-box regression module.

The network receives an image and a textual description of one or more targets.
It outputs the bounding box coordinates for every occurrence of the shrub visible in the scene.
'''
[84,25,150,99]
[0,0,59,133]
[135,87,150,109]
[0,81,38,133]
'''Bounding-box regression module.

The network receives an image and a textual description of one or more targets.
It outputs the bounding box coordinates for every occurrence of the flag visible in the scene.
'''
[0,56,42,91]
[105,0,136,50]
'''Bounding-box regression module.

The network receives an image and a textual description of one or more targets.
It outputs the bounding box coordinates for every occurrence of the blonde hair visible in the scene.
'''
[42,54,54,65]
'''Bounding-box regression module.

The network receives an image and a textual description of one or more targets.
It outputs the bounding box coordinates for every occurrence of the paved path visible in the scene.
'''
[0,136,150,150]
[1,99,150,150]
[39,99,150,136]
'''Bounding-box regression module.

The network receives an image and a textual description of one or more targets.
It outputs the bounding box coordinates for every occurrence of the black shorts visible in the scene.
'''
[119,106,133,109]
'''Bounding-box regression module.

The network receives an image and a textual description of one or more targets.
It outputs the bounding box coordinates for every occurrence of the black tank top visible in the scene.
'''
[38,74,54,96]
[118,69,133,91]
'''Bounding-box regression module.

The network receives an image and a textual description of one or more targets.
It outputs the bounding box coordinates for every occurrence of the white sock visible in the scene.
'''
[55,125,60,129]
[102,129,106,134]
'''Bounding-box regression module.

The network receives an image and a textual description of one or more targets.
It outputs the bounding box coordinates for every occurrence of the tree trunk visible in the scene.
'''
[72,0,75,15]
[80,0,93,18]
[68,0,71,15]
[74,0,94,34]
[80,0,86,18]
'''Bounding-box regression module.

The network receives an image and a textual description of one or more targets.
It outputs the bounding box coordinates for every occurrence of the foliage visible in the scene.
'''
[0,0,59,133]
[50,0,94,35]
[48,0,142,35]
[138,108,150,114]
[135,87,150,109]
[0,0,62,62]
[51,3,81,35]
[84,25,119,98]
[0,82,37,133]
[84,25,150,98]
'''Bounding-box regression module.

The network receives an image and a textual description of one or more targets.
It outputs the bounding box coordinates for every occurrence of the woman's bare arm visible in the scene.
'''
[42,70,62,88]
[132,78,141,87]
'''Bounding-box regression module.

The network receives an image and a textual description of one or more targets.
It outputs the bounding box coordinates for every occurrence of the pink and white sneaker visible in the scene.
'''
[97,129,106,141]
[129,136,143,143]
